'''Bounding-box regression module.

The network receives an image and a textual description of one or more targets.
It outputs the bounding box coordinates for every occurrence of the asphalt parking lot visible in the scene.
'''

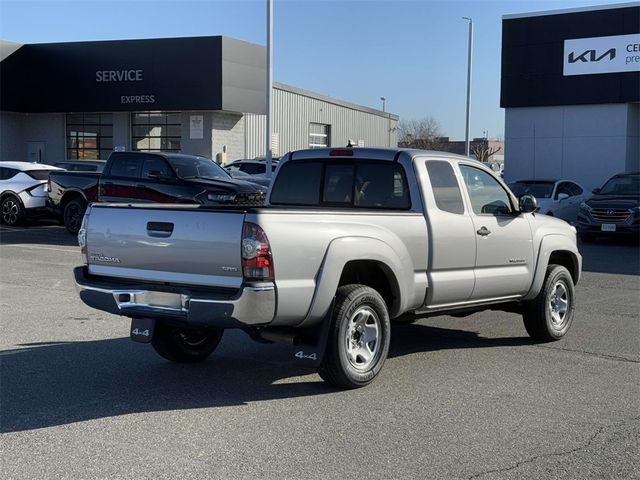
[0,222,638,480]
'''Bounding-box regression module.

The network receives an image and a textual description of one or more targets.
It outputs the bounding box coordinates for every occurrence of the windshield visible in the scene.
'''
[599,174,640,195]
[508,181,555,198]
[168,158,230,181]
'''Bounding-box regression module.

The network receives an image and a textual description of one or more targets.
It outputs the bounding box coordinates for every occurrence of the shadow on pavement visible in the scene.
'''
[1,324,533,433]
[0,221,78,247]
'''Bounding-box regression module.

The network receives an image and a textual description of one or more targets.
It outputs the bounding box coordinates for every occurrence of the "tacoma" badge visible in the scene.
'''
[90,253,121,263]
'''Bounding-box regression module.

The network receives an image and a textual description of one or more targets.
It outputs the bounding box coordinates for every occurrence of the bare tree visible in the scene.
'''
[398,117,444,150]
[471,143,502,163]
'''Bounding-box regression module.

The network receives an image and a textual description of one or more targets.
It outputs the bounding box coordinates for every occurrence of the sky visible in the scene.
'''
[0,0,631,140]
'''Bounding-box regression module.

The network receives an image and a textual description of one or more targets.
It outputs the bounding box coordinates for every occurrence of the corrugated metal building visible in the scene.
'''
[0,36,398,165]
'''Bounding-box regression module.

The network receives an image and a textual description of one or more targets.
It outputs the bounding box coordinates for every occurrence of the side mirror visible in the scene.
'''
[557,193,569,201]
[519,194,537,213]
[592,188,601,194]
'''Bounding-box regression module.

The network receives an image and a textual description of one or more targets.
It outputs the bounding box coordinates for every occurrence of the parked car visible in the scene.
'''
[508,179,587,222]
[576,172,640,242]
[225,159,279,175]
[47,152,267,234]
[53,160,106,173]
[0,161,62,225]
[74,147,581,389]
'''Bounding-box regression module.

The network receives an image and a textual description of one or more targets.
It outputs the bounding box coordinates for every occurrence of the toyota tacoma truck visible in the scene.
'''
[74,148,581,388]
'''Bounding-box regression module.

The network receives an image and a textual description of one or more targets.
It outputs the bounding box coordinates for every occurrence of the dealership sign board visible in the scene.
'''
[564,33,640,76]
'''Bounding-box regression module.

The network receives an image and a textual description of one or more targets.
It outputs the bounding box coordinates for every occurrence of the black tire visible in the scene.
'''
[522,264,575,342]
[1,195,25,226]
[579,233,595,243]
[318,284,391,389]
[63,198,86,234]
[151,322,224,363]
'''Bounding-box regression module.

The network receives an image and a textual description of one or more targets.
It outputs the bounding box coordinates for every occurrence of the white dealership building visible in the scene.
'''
[501,3,639,189]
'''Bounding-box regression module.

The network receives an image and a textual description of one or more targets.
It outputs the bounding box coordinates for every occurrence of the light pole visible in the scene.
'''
[380,96,390,147]
[463,16,473,157]
[265,0,273,177]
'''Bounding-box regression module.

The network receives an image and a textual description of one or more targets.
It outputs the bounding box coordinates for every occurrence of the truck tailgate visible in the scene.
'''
[86,205,245,288]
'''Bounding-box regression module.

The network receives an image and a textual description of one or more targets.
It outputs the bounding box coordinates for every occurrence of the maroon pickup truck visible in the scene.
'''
[47,151,266,233]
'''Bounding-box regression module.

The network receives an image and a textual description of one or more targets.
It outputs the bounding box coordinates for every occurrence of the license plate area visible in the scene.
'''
[114,290,189,312]
[601,224,616,232]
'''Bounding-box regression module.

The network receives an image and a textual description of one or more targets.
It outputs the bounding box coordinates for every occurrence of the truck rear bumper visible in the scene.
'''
[74,266,275,328]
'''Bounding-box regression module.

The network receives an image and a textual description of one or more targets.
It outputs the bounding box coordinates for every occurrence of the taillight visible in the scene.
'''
[242,222,274,281]
[78,214,89,265]
[46,179,51,193]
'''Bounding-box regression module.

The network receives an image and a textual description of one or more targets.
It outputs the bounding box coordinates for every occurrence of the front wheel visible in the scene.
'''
[1,195,25,226]
[318,284,391,389]
[151,322,224,363]
[522,264,575,342]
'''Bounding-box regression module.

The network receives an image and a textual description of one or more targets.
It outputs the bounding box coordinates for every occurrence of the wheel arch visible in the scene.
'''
[523,235,582,301]
[60,190,88,209]
[297,236,410,327]
[0,190,24,205]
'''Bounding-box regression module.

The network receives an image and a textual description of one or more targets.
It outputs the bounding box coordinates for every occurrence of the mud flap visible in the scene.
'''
[291,300,334,368]
[130,318,156,343]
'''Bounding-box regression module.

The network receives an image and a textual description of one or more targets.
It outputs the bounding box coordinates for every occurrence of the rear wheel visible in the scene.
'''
[151,322,224,363]
[318,284,391,388]
[63,198,86,234]
[522,264,575,342]
[1,195,25,226]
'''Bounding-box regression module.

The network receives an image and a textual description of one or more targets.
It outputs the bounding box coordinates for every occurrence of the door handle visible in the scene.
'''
[476,226,491,237]
[147,221,174,238]
[136,184,146,188]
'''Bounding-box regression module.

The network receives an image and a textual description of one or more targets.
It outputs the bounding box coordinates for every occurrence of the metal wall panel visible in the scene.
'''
[245,87,398,159]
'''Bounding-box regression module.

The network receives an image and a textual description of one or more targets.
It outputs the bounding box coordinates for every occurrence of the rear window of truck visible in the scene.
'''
[270,160,410,209]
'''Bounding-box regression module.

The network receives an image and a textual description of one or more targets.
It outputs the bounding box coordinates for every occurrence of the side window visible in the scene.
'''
[426,161,465,214]
[108,156,142,179]
[226,164,241,173]
[568,183,583,196]
[460,165,513,215]
[240,163,265,175]
[142,157,172,179]
[0,168,19,180]
[555,182,573,198]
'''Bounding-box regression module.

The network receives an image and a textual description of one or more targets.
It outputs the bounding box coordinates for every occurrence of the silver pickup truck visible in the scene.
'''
[75,147,581,388]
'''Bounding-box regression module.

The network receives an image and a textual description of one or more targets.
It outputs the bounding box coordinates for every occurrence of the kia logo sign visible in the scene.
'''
[568,48,616,63]
[564,34,640,76]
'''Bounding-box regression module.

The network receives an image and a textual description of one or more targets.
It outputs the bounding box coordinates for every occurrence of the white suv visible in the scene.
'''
[0,162,61,226]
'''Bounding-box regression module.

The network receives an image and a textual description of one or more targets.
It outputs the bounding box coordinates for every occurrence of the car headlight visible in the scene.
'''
[579,202,591,212]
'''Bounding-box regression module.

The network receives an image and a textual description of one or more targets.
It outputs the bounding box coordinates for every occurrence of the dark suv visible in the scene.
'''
[576,172,639,242]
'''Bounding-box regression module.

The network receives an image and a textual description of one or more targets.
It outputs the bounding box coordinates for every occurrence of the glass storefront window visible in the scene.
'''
[131,112,182,153]
[66,113,113,160]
